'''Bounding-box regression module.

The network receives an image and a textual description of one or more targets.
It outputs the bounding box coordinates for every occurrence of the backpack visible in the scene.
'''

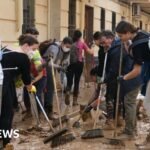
[129,31,150,55]
[39,39,57,57]
[70,43,79,64]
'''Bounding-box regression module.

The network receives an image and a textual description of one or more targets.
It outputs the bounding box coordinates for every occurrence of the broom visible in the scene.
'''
[81,52,108,139]
[31,93,68,144]
[72,98,107,128]
[50,57,75,147]
[105,43,124,145]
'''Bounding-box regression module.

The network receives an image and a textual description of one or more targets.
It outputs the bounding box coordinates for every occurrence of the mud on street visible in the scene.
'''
[12,81,150,150]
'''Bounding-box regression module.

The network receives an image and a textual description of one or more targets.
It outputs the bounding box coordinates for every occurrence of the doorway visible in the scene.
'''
[84,5,94,83]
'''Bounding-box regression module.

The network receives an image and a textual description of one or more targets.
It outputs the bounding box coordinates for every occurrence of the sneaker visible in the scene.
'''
[65,92,70,105]
[103,119,115,130]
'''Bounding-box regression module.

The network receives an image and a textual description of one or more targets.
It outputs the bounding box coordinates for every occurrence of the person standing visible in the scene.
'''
[65,30,94,106]
[39,37,73,119]
[0,35,38,148]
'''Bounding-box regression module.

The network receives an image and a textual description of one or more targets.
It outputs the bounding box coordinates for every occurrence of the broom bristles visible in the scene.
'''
[43,128,68,144]
[51,133,75,148]
[81,128,104,139]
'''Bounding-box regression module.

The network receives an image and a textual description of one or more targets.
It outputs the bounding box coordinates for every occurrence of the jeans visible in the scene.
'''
[44,67,54,110]
[124,86,140,135]
[66,62,84,97]
[144,80,150,116]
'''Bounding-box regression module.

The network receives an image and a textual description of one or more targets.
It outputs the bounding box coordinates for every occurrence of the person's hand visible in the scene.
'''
[28,85,36,93]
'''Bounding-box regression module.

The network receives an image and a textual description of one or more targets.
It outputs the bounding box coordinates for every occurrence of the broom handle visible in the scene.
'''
[51,58,62,129]
[114,43,123,137]
[29,93,41,126]
[93,52,108,129]
[34,93,55,132]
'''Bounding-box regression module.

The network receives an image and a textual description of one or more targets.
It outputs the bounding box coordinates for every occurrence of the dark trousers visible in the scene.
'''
[0,81,14,146]
[106,83,124,119]
[44,67,54,111]
[66,62,84,97]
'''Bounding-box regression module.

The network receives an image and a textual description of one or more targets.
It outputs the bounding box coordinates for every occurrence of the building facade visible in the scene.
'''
[0,0,150,44]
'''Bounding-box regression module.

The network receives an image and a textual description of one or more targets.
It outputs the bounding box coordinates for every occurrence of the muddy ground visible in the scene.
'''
[12,80,150,150]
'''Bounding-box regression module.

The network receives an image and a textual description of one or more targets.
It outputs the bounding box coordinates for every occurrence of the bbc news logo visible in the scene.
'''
[0,129,19,138]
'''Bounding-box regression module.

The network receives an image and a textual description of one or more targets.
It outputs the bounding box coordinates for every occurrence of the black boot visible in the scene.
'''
[65,91,70,105]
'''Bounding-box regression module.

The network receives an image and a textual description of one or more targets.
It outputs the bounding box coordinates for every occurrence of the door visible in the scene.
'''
[84,6,94,83]
[22,0,35,34]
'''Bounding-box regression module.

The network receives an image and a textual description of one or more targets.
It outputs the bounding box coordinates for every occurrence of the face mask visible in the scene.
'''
[26,50,34,60]
[62,47,70,53]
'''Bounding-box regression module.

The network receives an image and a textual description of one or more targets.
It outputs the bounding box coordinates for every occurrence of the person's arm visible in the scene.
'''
[123,64,141,80]
[32,71,43,84]
[83,42,94,55]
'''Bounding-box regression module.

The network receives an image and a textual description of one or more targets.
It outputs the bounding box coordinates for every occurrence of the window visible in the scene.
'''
[112,12,116,32]
[22,0,35,34]
[140,21,143,29]
[68,0,76,37]
[101,8,105,31]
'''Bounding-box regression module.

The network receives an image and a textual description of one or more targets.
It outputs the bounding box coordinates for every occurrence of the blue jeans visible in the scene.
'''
[44,67,54,109]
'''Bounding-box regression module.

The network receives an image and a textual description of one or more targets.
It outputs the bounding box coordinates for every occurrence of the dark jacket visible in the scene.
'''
[104,39,142,97]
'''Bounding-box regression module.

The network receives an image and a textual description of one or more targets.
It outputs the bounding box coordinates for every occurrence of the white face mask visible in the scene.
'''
[26,50,34,59]
[62,47,70,53]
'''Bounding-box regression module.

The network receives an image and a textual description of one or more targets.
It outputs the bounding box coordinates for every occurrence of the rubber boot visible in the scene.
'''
[73,96,78,106]
[65,91,70,105]
[45,105,54,120]
[117,115,125,127]
[80,105,92,122]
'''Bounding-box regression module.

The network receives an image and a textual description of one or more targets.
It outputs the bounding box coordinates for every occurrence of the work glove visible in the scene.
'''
[117,75,124,82]
[28,85,36,93]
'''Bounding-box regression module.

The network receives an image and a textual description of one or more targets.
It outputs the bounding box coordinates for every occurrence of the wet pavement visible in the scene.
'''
[11,82,150,150]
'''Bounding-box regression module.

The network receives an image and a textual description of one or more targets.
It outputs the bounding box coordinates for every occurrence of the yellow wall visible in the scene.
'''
[0,0,20,44]
[0,0,48,44]
[0,0,150,44]
[35,0,48,42]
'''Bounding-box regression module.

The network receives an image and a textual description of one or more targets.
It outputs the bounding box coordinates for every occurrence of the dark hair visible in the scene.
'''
[101,30,115,39]
[73,30,82,42]
[25,27,39,35]
[63,37,73,45]
[93,31,102,40]
[116,21,138,34]
[18,35,39,46]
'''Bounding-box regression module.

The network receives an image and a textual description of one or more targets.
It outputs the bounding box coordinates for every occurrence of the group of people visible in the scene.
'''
[91,21,150,140]
[0,20,150,148]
